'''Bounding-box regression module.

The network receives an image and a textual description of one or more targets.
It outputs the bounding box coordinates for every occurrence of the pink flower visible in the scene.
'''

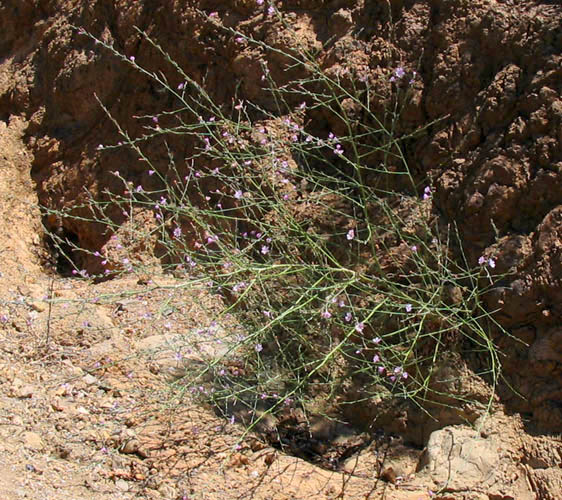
[355,322,365,333]
[321,311,332,319]
[346,229,355,240]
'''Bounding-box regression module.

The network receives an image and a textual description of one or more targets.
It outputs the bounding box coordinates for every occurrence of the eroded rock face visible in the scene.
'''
[1,0,562,431]
[418,422,535,499]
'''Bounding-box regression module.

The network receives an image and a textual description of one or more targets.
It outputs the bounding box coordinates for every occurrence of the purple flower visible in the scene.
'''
[234,190,243,199]
[255,343,263,353]
[322,310,332,319]
[355,322,365,333]
[423,186,432,200]
[478,256,496,268]
[173,227,182,238]
[344,312,353,323]
[405,303,413,313]
[373,354,380,363]
[373,337,381,344]
[261,245,270,255]
[346,229,355,240]
[334,144,344,155]
[391,66,405,81]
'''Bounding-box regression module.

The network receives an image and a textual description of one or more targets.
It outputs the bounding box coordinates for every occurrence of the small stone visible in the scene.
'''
[76,406,89,415]
[16,384,35,398]
[51,398,70,412]
[29,301,47,312]
[115,479,129,491]
[82,374,98,386]
[121,439,140,454]
[158,484,177,499]
[23,432,44,450]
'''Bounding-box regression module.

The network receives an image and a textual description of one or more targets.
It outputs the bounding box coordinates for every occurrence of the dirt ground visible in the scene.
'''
[1,0,562,498]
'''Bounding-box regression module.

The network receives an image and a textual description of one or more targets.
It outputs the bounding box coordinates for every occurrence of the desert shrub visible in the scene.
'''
[46,10,506,442]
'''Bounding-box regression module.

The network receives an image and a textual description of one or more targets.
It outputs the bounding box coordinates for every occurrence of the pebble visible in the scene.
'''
[23,431,44,450]
[115,479,129,491]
